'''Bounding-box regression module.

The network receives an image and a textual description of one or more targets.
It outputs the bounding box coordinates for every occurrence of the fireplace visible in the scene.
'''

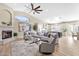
[2,30,12,39]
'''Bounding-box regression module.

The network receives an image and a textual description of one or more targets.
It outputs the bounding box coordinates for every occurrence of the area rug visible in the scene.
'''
[11,40,40,56]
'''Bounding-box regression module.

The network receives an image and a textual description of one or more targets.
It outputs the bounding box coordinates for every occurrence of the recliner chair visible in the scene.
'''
[39,35,57,54]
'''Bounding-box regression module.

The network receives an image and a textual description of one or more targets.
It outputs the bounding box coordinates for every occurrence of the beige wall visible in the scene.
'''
[0,4,14,26]
[14,11,44,38]
[0,4,15,41]
[14,11,43,31]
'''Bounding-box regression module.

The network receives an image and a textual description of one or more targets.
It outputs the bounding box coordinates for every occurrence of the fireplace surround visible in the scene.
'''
[0,26,14,44]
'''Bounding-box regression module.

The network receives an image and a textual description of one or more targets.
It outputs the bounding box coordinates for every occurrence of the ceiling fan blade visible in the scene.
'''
[34,6,40,10]
[35,11,40,14]
[31,3,34,10]
[35,10,43,11]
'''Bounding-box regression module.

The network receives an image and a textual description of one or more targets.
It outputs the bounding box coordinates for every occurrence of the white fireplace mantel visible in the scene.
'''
[0,25,13,28]
[0,25,14,44]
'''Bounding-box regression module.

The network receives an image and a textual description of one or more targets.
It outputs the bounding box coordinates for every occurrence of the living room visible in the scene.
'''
[0,2,79,56]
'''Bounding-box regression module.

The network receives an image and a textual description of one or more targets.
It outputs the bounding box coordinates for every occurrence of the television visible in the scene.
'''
[2,30,12,39]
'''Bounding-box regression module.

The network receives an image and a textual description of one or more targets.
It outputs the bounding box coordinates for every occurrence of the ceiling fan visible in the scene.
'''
[25,3,43,14]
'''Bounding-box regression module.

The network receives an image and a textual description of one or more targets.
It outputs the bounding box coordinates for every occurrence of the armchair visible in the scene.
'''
[39,36,57,54]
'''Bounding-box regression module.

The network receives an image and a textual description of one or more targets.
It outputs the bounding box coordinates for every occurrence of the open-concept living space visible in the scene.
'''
[0,3,79,56]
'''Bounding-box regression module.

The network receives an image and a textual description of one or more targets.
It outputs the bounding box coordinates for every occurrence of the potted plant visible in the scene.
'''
[13,32,18,37]
[62,28,67,36]
[33,23,38,31]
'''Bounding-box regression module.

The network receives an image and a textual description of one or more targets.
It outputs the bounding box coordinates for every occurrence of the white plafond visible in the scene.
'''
[4,3,79,23]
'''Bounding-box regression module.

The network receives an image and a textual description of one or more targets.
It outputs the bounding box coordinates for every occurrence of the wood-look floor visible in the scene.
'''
[0,36,79,56]
[0,38,22,56]
[53,36,79,56]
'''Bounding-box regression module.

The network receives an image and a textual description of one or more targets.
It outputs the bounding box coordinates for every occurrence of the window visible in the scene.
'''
[15,16,29,23]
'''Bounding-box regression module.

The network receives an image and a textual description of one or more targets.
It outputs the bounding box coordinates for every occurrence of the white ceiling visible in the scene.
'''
[4,3,79,23]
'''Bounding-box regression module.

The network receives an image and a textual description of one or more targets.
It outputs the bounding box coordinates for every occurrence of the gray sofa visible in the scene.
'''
[39,35,57,54]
